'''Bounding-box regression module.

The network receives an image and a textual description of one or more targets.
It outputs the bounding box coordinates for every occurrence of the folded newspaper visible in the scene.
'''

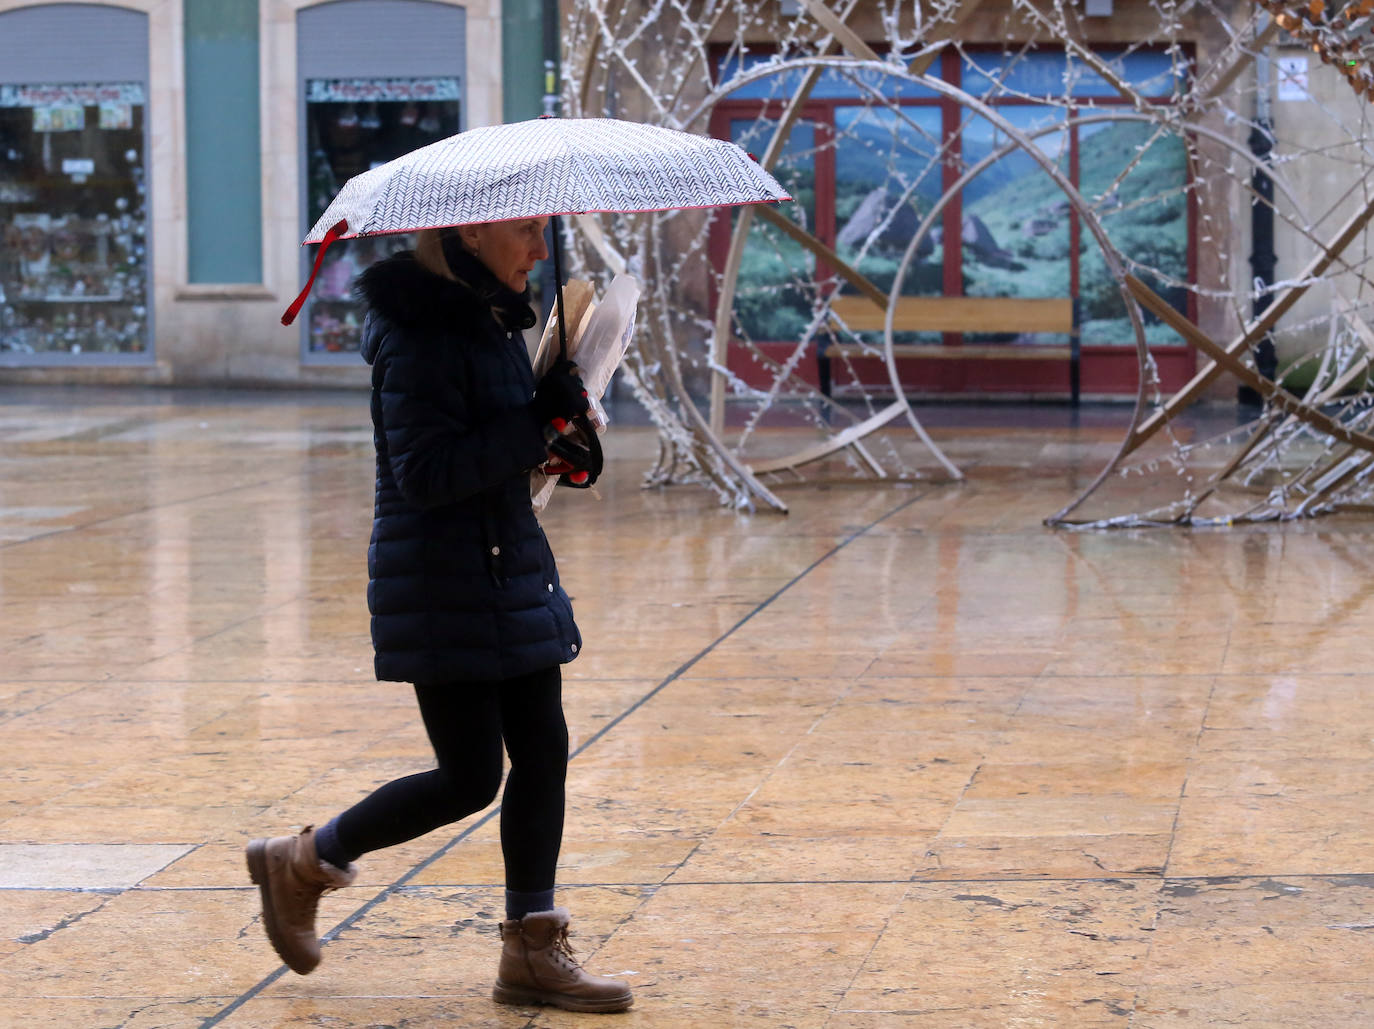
[530,273,641,512]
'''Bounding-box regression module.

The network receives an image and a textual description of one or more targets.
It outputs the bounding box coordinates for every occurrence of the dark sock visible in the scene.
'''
[312,818,353,871]
[506,887,555,921]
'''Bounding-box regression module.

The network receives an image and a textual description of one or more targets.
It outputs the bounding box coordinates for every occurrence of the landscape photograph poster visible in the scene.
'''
[729,108,1187,349]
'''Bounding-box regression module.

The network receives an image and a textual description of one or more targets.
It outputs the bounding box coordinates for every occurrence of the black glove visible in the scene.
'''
[533,357,591,428]
[545,414,604,489]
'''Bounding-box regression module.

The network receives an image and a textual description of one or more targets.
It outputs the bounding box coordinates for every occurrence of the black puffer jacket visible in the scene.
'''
[356,246,581,685]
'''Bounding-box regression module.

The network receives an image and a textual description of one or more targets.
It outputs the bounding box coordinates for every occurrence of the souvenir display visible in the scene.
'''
[301,77,460,354]
[0,83,148,356]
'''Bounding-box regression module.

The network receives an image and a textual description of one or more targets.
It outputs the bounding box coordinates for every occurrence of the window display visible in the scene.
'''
[303,77,460,356]
[0,82,148,357]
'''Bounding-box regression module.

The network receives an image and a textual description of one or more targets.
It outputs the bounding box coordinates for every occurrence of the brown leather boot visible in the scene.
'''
[245,826,357,974]
[493,907,633,1013]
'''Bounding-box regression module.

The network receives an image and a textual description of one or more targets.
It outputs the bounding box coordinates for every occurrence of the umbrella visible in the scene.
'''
[280,116,792,356]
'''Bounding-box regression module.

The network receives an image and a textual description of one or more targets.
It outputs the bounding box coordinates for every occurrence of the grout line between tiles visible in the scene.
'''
[39,867,1374,895]
[14,868,1374,901]
[1158,673,1221,886]
[201,489,930,1026]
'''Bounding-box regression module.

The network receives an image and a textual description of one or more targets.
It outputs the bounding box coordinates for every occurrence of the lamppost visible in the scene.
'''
[538,0,561,325]
[1244,20,1279,406]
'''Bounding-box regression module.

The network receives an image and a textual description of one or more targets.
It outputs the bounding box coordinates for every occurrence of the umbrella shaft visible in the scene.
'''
[552,214,568,361]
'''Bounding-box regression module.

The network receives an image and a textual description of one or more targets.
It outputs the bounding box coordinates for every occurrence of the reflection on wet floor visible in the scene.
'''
[0,389,1371,1027]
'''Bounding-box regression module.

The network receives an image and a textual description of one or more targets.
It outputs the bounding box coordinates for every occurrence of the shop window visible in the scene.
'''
[0,83,148,357]
[302,77,460,355]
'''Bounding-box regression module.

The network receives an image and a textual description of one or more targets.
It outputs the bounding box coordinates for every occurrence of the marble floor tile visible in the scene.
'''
[0,800,272,844]
[1130,983,1374,1028]
[862,650,1058,677]
[982,725,1202,764]
[0,681,89,721]
[781,727,993,768]
[0,889,112,946]
[1165,826,1374,877]
[0,998,230,1029]
[963,759,1190,801]
[685,648,882,679]
[1194,726,1374,761]
[0,844,193,889]
[813,697,1019,734]
[719,796,954,838]
[412,835,703,887]
[843,880,1158,1017]
[571,729,797,771]
[673,833,931,883]
[748,759,976,808]
[941,797,1180,838]
[214,997,533,1028]
[611,692,835,737]
[832,990,1136,1027]
[918,832,1172,879]
[0,888,288,999]
[1042,634,1229,675]
[588,929,877,1028]
[1119,876,1374,1004]
[1141,919,1374,989]
[617,882,910,935]
[1203,673,1374,732]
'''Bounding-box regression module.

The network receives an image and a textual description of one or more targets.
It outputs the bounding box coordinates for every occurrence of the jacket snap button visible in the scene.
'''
[490,545,500,556]
[570,643,578,653]
[546,583,554,592]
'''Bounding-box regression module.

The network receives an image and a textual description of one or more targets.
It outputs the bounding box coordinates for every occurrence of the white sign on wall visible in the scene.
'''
[1277,56,1310,101]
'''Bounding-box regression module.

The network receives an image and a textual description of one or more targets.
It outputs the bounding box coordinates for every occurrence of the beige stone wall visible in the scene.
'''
[1268,43,1374,369]
[0,0,503,386]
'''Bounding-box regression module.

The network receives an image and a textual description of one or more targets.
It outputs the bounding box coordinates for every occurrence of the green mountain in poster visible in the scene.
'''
[963,119,1187,342]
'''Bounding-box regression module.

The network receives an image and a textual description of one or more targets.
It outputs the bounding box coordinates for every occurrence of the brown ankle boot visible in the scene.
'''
[245,826,356,974]
[493,907,633,1013]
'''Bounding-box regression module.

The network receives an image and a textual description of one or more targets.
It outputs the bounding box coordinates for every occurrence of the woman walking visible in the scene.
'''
[246,217,631,1014]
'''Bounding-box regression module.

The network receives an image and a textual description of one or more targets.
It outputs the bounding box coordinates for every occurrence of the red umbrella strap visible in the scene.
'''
[281,218,349,326]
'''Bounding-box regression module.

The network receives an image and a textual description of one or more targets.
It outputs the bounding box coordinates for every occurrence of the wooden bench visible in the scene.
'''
[822,294,1082,405]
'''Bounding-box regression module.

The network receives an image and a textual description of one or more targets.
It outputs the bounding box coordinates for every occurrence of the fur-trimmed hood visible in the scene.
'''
[354,245,537,365]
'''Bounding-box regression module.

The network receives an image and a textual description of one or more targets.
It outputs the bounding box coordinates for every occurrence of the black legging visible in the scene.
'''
[331,665,568,892]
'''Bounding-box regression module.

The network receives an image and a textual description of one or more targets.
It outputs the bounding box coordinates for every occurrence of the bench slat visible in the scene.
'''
[828,343,1072,361]
[830,295,1075,335]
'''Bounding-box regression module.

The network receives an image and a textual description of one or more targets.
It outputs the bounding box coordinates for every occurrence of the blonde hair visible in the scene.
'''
[414,228,457,280]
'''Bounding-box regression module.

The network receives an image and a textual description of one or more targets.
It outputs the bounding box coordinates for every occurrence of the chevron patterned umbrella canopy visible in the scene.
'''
[302,117,791,243]
[282,117,790,325]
